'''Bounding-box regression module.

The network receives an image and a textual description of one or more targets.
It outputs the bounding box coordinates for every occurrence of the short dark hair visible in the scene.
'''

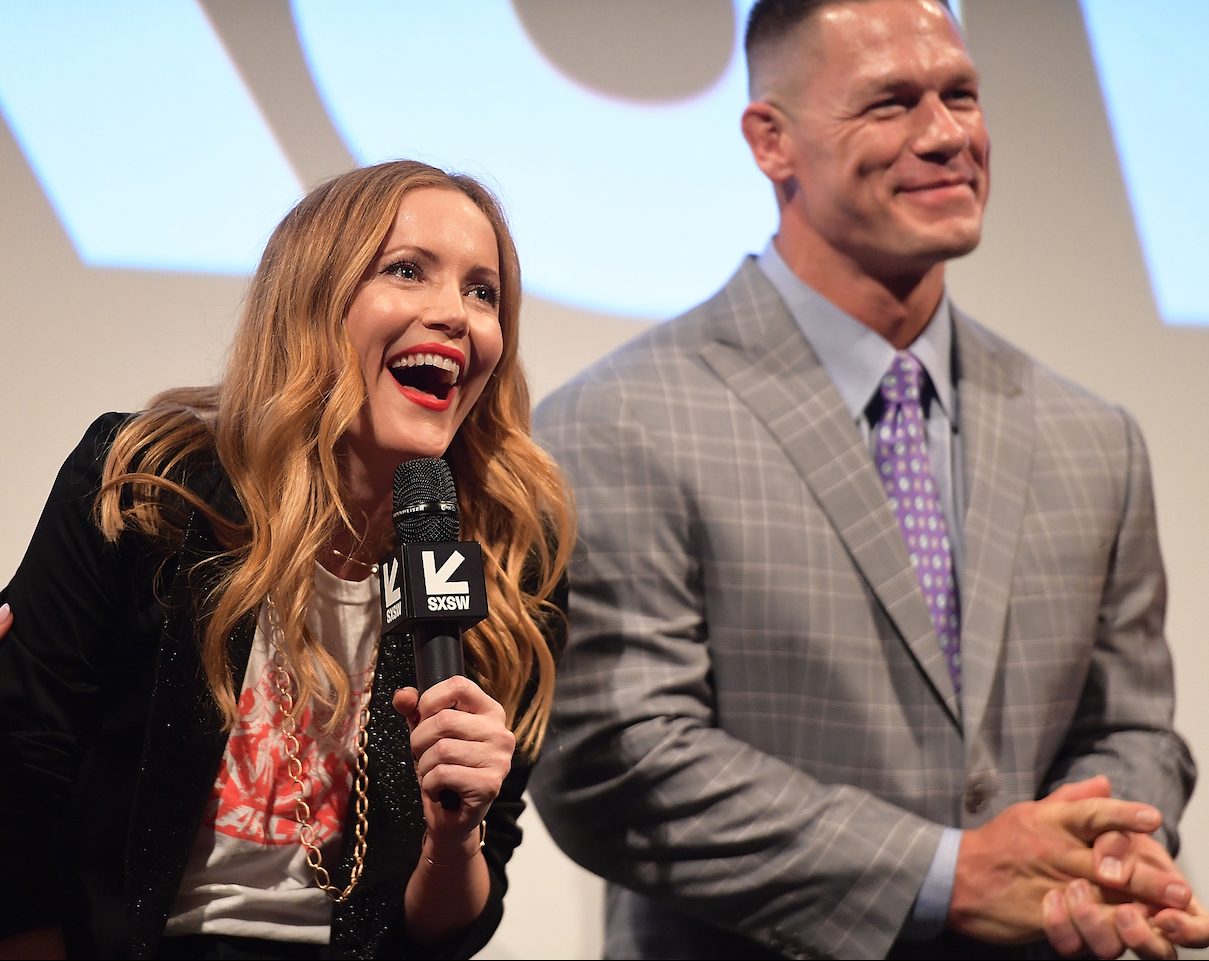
[744,0,955,84]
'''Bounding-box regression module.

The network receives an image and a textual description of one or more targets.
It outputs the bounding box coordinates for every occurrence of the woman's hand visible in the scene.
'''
[395,675,512,940]
[0,603,11,640]
[392,675,514,858]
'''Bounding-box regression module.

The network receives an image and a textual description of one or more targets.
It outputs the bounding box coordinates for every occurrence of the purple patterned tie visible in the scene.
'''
[874,352,961,692]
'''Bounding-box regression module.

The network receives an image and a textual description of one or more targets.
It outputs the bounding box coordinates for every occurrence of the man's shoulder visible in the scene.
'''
[956,311,1138,436]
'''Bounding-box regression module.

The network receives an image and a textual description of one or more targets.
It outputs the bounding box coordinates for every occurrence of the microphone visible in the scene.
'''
[377,457,490,810]
[390,457,464,689]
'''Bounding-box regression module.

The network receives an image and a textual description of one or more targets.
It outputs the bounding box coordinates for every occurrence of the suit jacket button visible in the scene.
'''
[965,779,990,814]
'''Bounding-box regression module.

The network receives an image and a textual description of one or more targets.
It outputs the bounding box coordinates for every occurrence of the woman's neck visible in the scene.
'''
[323,442,395,581]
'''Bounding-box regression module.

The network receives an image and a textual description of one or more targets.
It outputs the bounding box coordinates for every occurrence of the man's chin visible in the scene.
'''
[909,222,983,263]
[862,230,983,286]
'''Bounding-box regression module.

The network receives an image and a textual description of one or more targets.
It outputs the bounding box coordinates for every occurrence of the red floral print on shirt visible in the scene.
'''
[204,659,368,846]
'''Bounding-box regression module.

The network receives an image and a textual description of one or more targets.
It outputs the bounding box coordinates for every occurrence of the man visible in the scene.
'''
[528,1,1200,958]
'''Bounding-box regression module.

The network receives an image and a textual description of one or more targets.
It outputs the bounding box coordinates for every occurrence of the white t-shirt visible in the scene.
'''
[165,562,380,944]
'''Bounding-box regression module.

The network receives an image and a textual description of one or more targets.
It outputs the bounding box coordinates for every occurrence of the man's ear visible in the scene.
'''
[741,101,794,185]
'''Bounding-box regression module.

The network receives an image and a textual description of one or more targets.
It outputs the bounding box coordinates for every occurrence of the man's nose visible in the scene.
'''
[913,94,971,158]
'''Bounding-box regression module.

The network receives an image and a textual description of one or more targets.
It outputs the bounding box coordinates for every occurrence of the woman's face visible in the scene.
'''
[341,186,504,479]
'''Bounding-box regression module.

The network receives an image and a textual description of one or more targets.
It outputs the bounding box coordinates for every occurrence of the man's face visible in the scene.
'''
[772,0,990,278]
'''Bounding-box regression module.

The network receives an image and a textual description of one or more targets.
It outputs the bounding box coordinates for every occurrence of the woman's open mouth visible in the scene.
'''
[387,347,464,411]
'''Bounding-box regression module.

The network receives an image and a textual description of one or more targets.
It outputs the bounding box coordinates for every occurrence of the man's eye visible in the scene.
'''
[868,98,908,117]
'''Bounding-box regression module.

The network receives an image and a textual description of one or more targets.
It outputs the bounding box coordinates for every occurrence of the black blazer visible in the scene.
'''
[0,413,556,959]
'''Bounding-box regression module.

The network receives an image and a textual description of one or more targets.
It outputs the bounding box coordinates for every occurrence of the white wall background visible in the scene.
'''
[0,2,1204,957]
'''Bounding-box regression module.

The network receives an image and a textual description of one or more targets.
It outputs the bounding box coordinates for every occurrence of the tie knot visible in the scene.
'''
[880,351,924,406]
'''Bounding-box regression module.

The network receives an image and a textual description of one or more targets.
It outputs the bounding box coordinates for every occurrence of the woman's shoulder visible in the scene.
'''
[51,411,139,498]
[73,408,236,538]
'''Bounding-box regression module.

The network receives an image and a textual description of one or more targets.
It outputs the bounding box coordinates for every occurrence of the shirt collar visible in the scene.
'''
[756,239,955,426]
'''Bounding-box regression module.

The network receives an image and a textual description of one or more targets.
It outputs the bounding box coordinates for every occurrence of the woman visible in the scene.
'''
[0,160,573,960]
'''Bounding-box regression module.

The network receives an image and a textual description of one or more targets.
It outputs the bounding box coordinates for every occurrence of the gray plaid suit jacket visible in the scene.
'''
[528,258,1195,960]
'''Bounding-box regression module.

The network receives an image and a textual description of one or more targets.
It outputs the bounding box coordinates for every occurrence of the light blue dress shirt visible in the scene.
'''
[756,241,963,940]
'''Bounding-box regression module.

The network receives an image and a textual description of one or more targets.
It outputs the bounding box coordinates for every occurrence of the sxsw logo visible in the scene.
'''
[422,549,471,611]
[379,541,488,633]
[409,543,486,625]
[380,556,404,625]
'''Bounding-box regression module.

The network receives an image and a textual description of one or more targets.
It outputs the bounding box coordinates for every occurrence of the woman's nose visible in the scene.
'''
[420,282,469,336]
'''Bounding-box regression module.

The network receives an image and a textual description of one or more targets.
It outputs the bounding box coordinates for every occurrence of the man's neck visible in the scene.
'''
[772,234,947,349]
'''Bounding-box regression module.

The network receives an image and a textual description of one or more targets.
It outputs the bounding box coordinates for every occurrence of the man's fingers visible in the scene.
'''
[1043,889,1087,957]
[1098,857,1191,910]
[1068,798,1161,843]
[1153,898,1209,949]
[1048,775,1113,803]
[1093,830,1132,864]
[1114,905,1177,960]
[1091,832,1190,910]
[1065,879,1125,960]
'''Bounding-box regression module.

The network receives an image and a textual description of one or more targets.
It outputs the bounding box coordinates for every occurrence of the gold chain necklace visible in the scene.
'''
[329,546,379,575]
[266,597,376,903]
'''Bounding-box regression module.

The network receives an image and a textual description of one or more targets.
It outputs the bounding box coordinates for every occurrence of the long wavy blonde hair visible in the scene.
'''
[96,160,574,756]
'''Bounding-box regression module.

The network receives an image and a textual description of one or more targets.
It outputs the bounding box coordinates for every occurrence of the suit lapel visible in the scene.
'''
[952,314,1034,739]
[698,260,961,725]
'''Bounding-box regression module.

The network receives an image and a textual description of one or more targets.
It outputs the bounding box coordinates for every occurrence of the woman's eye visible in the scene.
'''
[469,284,500,306]
[384,261,419,281]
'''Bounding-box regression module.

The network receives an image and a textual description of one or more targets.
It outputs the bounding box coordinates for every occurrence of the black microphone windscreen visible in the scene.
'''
[391,457,459,543]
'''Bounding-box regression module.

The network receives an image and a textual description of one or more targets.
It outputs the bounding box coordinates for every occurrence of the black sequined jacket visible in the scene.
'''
[0,412,563,959]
